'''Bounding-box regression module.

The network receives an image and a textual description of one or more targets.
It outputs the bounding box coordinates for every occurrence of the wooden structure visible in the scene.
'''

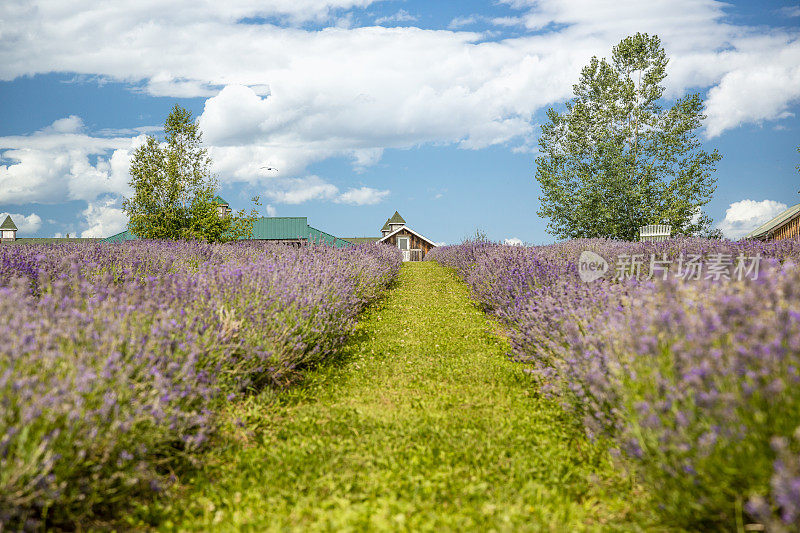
[746,202,800,241]
[639,224,672,242]
[344,211,437,261]
[1,215,17,242]
[380,226,436,261]
[212,196,232,218]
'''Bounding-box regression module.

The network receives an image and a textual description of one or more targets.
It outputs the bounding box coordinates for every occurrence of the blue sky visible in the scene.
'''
[1,0,798,244]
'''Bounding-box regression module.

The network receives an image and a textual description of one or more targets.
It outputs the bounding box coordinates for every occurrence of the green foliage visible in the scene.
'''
[536,33,721,240]
[123,105,259,242]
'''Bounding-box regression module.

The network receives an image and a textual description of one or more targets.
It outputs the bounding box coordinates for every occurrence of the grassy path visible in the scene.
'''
[153,262,644,531]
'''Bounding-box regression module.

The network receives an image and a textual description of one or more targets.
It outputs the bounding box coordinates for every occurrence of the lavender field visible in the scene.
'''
[0,241,401,528]
[429,238,800,530]
[4,237,800,530]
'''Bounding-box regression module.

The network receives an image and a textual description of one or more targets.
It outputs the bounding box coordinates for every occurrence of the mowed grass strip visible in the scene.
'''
[148,262,648,531]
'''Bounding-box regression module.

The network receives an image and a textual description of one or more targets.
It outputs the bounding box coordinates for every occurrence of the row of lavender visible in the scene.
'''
[0,241,401,528]
[429,238,800,531]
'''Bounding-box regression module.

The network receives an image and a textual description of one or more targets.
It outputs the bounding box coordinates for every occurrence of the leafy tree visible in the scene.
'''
[536,33,721,240]
[123,104,259,242]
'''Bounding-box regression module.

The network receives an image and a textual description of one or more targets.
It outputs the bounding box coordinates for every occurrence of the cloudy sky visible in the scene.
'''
[1,0,798,243]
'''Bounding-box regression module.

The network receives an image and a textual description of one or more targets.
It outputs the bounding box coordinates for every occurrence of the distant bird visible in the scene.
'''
[260,166,278,171]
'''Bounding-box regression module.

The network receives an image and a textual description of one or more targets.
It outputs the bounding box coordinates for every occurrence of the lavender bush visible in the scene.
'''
[0,241,400,528]
[429,238,800,530]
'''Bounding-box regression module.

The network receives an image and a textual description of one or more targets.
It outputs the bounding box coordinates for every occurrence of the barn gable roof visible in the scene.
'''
[746,202,800,239]
[1,215,17,230]
[379,225,437,247]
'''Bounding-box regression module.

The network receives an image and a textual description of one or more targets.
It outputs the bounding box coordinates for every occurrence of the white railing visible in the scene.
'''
[401,250,411,262]
[639,224,672,242]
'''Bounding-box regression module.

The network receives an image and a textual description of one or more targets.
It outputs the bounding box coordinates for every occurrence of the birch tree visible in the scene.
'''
[123,105,258,242]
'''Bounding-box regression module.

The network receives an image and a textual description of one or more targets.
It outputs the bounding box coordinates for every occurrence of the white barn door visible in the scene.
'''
[398,236,411,261]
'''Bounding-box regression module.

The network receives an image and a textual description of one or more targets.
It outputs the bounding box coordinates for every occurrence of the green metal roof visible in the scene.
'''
[248,217,308,240]
[105,229,138,243]
[307,226,353,248]
[387,211,405,225]
[746,202,800,239]
[212,196,229,205]
[101,217,353,247]
[1,215,17,230]
[381,219,391,231]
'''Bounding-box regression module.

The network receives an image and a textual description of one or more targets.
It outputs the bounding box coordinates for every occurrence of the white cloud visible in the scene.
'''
[46,115,85,134]
[265,204,277,217]
[263,175,339,204]
[0,0,798,193]
[80,197,127,238]
[495,0,800,137]
[0,212,42,234]
[335,186,389,205]
[351,148,384,171]
[491,17,523,27]
[0,112,385,227]
[704,59,800,138]
[0,117,140,204]
[263,178,389,206]
[778,6,800,18]
[375,9,417,25]
[504,237,523,246]
[448,16,478,29]
[717,199,788,239]
[96,125,162,137]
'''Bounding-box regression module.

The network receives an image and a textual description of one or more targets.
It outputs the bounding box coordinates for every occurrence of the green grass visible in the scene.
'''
[141,262,652,531]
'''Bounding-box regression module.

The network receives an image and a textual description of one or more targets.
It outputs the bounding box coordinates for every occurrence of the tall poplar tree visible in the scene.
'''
[536,33,721,240]
[123,105,258,242]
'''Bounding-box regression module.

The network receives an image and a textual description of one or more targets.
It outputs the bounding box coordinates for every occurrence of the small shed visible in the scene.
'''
[1,215,18,242]
[212,196,232,218]
[380,225,436,262]
[344,211,437,261]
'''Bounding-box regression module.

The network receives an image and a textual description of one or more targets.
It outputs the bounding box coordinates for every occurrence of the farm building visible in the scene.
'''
[1,215,17,242]
[105,198,353,247]
[213,195,232,218]
[106,217,353,247]
[343,211,437,261]
[746,202,800,241]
